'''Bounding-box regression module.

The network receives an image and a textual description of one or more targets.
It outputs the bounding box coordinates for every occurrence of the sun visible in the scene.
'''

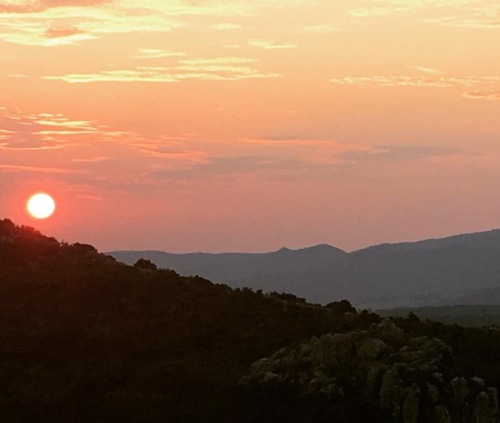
[27,193,56,219]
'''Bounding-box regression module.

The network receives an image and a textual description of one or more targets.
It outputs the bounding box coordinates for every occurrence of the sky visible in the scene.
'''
[1,0,499,253]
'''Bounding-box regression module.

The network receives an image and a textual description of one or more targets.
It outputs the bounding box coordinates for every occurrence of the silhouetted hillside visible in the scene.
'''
[3,218,500,423]
[110,229,500,308]
[0,219,374,422]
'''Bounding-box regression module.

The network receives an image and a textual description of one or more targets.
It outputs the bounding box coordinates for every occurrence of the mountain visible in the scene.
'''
[110,244,348,298]
[3,218,500,422]
[110,229,500,308]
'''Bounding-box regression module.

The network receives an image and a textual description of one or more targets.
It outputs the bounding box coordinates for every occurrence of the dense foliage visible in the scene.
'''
[0,219,378,422]
[1,218,500,422]
[381,305,500,327]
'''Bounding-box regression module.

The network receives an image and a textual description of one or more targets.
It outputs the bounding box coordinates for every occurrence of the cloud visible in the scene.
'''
[76,194,104,201]
[45,26,83,38]
[131,142,209,162]
[0,1,182,46]
[369,145,459,160]
[0,21,97,46]
[338,144,472,169]
[150,155,301,181]
[462,91,500,100]
[249,39,297,49]
[350,0,500,30]
[331,75,473,88]
[0,109,138,151]
[297,24,340,34]
[425,16,500,29]
[135,49,186,59]
[72,156,110,163]
[331,74,500,96]
[407,65,442,75]
[0,164,81,174]
[0,111,82,150]
[246,136,377,166]
[0,107,217,188]
[0,0,110,14]
[44,70,176,83]
[349,6,408,17]
[0,0,261,46]
[44,56,281,83]
[212,23,242,31]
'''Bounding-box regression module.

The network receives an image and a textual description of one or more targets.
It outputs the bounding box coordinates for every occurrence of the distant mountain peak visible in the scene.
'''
[274,244,344,253]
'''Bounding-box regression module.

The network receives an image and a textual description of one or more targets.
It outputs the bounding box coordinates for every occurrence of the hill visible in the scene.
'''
[2,218,500,422]
[0,219,373,422]
[110,229,500,308]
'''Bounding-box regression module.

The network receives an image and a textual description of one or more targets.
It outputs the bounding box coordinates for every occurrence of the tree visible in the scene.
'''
[133,258,157,271]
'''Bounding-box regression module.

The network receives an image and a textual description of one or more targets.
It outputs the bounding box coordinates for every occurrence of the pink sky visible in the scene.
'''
[1,0,500,252]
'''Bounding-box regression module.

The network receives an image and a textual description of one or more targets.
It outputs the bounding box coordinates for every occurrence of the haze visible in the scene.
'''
[1,0,499,253]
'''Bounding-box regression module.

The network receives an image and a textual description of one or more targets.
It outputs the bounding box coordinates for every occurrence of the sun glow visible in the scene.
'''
[27,193,56,219]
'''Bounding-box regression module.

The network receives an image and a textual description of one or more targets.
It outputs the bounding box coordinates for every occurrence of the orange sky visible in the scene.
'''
[1,0,499,252]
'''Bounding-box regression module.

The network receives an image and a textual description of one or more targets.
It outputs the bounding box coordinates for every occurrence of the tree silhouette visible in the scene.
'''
[133,258,158,270]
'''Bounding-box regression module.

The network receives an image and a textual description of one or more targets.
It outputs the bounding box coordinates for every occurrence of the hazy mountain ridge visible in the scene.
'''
[110,229,500,308]
[111,244,348,291]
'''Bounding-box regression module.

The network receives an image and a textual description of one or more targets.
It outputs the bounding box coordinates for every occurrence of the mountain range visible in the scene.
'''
[110,229,500,308]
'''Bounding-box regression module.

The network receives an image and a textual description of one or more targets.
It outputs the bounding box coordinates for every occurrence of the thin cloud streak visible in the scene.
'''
[0,164,82,174]
[331,74,500,100]
[248,39,298,49]
[44,56,281,83]
[462,91,500,100]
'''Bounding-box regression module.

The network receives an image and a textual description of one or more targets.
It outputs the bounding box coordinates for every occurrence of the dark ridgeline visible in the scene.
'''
[110,229,500,308]
[1,218,500,423]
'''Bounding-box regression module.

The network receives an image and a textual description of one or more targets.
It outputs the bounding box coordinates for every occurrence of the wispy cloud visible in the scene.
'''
[0,22,97,46]
[462,90,500,100]
[349,6,408,18]
[344,144,462,163]
[149,138,466,183]
[429,18,500,29]
[0,107,219,187]
[130,137,209,163]
[44,56,281,83]
[0,0,111,14]
[0,110,93,150]
[350,0,500,30]
[212,23,242,31]
[135,49,186,59]
[297,24,340,34]
[0,109,145,152]
[0,0,259,47]
[249,39,297,49]
[331,74,500,98]
[407,65,442,75]
[71,156,110,163]
[245,136,375,166]
[150,156,297,180]
[45,69,178,83]
[331,75,471,88]
[0,164,81,174]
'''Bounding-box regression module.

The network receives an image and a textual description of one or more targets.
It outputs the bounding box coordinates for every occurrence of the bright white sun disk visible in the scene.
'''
[27,193,56,219]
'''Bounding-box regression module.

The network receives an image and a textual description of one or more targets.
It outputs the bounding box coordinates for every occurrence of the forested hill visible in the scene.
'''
[110,229,500,308]
[2,218,500,423]
[0,218,375,422]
